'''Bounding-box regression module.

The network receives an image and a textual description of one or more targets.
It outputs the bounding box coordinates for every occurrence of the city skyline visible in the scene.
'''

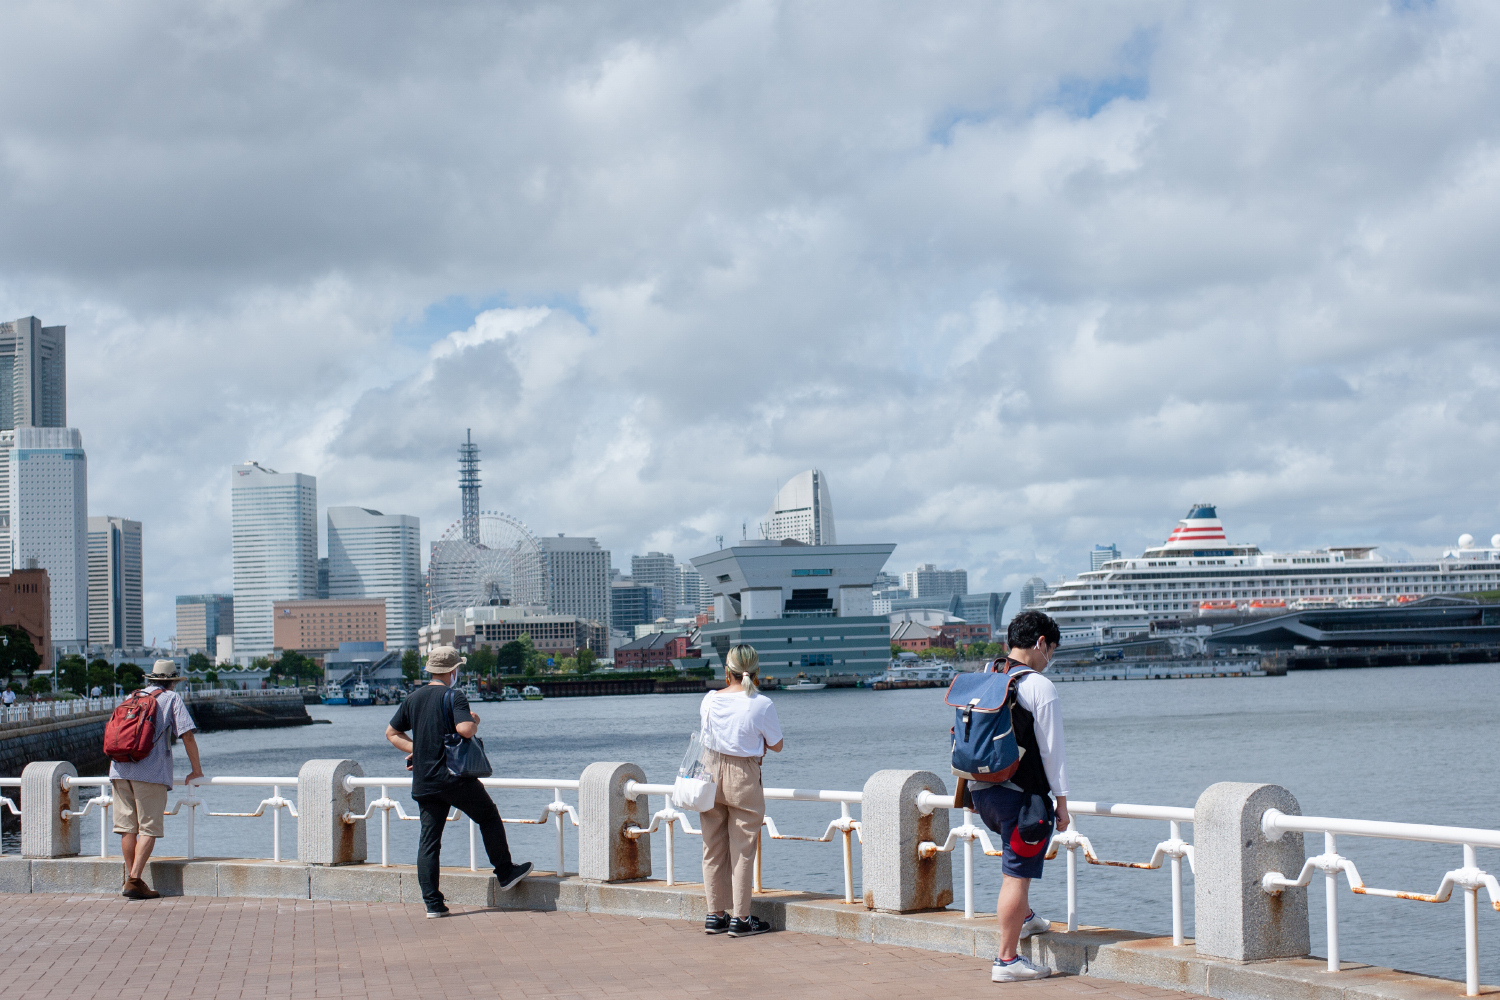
[3,5,1499,645]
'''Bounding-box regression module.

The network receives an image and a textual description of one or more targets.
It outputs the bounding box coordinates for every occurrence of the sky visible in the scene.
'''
[3,1,1500,645]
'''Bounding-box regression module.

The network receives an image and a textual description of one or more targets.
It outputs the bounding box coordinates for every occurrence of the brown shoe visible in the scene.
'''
[122,876,159,900]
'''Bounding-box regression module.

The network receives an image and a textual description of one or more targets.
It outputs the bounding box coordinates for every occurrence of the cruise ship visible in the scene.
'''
[1031,505,1500,641]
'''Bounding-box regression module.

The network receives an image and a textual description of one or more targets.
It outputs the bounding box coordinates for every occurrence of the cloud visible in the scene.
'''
[1,0,1499,641]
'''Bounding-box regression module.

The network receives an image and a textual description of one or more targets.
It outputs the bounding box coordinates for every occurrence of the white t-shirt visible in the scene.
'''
[699,689,784,758]
[1013,671,1069,797]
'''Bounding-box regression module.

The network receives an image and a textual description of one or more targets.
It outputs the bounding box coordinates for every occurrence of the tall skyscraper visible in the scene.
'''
[902,563,968,600]
[231,462,317,659]
[542,535,611,630]
[610,580,662,632]
[1018,576,1050,611]
[87,516,142,649]
[1091,543,1122,571]
[631,551,677,616]
[677,562,709,615]
[761,469,837,545]
[0,317,66,431]
[327,506,422,651]
[0,427,88,646]
[176,594,233,654]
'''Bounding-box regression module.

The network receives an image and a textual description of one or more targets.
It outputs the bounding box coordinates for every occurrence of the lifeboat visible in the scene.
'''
[1395,594,1425,604]
[1248,599,1287,611]
[1198,599,1238,613]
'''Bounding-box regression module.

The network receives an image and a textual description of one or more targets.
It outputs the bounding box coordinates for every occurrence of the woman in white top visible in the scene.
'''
[699,644,783,938]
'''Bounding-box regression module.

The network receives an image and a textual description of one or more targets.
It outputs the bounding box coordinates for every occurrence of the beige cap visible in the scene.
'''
[425,646,465,674]
[148,659,181,680]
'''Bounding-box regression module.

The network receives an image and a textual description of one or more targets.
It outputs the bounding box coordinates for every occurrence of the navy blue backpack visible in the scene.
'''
[944,660,1033,784]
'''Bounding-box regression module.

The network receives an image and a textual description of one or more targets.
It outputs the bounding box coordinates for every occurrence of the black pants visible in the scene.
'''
[415,779,515,908]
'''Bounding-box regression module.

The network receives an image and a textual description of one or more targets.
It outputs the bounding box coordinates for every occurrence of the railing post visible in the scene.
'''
[469,819,477,871]
[578,762,651,882]
[1066,838,1078,931]
[860,769,951,912]
[554,787,566,876]
[1325,832,1340,972]
[1194,782,1309,962]
[297,759,365,866]
[1465,844,1480,997]
[1170,820,1184,947]
[21,761,79,858]
[380,785,390,868]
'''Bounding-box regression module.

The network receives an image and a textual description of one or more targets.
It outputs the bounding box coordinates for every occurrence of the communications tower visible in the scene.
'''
[458,429,480,545]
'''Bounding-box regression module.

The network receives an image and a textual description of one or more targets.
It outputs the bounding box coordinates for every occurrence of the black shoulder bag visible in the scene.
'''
[442,688,493,778]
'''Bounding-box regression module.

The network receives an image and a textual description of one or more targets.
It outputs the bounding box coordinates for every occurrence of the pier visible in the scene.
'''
[1,757,1495,1000]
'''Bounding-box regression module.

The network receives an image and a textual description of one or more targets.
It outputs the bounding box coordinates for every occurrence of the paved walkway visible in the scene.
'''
[1,894,1201,1000]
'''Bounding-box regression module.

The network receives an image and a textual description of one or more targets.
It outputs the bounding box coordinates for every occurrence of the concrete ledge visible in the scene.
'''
[5,856,1486,1000]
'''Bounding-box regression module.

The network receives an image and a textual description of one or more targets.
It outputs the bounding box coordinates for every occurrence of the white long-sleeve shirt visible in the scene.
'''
[1013,671,1069,797]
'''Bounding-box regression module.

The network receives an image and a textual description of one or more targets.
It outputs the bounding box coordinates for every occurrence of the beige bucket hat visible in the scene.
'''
[148,659,182,681]
[425,646,466,674]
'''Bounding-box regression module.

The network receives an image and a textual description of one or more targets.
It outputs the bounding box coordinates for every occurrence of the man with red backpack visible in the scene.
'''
[105,660,202,900]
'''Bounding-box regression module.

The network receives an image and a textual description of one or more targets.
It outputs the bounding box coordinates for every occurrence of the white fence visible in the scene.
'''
[0,687,303,726]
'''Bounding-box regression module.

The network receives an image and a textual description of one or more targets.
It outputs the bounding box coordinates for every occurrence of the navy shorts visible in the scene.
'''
[968,784,1047,880]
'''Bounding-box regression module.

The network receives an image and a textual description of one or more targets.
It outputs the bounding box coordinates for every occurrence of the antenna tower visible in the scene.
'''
[459,429,481,545]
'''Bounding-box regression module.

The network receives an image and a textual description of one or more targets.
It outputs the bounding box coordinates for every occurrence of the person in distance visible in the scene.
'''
[699,644,783,938]
[971,610,1071,983]
[385,646,531,917]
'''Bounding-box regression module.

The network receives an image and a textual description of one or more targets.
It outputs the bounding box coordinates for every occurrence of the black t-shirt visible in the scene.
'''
[389,683,474,798]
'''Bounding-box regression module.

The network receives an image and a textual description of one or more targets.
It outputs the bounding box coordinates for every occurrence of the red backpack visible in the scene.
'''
[103,690,163,763]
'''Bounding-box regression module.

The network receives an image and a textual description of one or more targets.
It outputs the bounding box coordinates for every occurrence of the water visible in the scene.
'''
[123,665,1500,984]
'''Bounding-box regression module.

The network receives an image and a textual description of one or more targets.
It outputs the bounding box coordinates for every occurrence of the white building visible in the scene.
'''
[0,427,88,646]
[901,563,968,600]
[88,515,142,649]
[327,506,422,651]
[760,469,836,546]
[1017,576,1049,611]
[677,561,710,615]
[631,551,678,618]
[231,462,317,659]
[0,317,66,431]
[542,535,611,630]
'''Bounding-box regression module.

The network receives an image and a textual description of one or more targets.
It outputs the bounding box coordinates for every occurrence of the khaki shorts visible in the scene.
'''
[111,779,169,838]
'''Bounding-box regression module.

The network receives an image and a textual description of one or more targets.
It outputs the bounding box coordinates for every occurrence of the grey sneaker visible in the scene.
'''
[1019,910,1052,939]
[705,912,730,934]
[992,955,1052,982]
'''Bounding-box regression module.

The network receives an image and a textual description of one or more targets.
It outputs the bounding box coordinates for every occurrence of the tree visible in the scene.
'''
[58,654,88,694]
[401,649,421,682]
[187,652,212,675]
[271,651,321,685]
[205,670,218,685]
[87,658,115,693]
[495,640,527,674]
[468,645,497,677]
[116,663,145,692]
[577,648,597,674]
[27,674,51,696]
[517,633,544,674]
[890,642,902,657]
[558,656,578,673]
[0,626,41,679]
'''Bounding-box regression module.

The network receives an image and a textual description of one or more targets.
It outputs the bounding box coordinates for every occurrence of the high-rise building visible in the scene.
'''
[0,317,66,431]
[87,516,142,649]
[677,562,710,615]
[760,469,836,545]
[317,557,329,599]
[1091,544,1121,571]
[0,427,88,646]
[631,551,677,615]
[176,594,233,654]
[610,580,663,632]
[273,597,386,653]
[327,506,422,651]
[1018,576,1050,611]
[542,535,611,630]
[901,563,968,601]
[231,462,317,659]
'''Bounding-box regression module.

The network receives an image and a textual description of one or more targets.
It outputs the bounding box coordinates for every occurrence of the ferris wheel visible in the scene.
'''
[426,511,550,617]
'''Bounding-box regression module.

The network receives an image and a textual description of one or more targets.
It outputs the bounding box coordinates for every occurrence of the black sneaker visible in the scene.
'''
[497,861,533,891]
[705,912,731,935]
[425,905,450,919]
[727,915,772,937]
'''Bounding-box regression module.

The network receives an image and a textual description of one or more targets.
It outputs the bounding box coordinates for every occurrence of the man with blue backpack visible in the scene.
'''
[945,610,1070,982]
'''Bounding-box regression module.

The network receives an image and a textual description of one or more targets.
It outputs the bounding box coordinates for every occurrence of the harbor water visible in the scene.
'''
[115,663,1500,984]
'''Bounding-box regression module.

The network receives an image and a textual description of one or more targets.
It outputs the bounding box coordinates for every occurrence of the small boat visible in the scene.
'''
[1289,596,1341,611]
[501,686,524,702]
[522,685,543,701]
[782,672,827,691]
[1342,596,1388,608]
[1197,599,1239,613]
[1248,599,1287,611]
[321,682,348,706]
[349,681,373,707]
[461,679,481,701]
[872,657,958,690]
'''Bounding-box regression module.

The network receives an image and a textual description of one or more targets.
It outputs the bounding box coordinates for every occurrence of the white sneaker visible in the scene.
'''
[992,955,1053,982]
[1019,910,1052,939]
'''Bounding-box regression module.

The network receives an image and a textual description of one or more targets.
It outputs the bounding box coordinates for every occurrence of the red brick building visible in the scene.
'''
[615,631,689,671]
[890,621,953,651]
[938,622,990,645]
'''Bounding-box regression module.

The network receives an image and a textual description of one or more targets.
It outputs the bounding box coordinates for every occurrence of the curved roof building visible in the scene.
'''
[761,469,836,546]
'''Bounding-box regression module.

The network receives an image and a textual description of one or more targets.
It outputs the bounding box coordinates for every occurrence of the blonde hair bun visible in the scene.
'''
[725,644,760,694]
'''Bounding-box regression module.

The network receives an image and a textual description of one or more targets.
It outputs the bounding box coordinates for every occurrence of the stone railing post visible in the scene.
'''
[21,761,79,858]
[861,769,951,912]
[297,759,366,866]
[1194,781,1309,961]
[578,762,651,882]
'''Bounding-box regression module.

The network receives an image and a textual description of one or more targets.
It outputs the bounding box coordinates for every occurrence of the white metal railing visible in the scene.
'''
[917,792,1195,943]
[1261,808,1500,996]
[624,781,865,903]
[342,776,581,875]
[0,687,296,726]
[0,777,19,857]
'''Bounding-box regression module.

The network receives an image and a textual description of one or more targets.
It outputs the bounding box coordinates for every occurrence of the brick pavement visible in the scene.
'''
[0,893,1203,1000]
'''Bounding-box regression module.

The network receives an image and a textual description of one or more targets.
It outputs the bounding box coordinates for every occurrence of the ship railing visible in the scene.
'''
[342,776,580,876]
[624,781,865,904]
[1261,809,1500,996]
[917,793,1195,942]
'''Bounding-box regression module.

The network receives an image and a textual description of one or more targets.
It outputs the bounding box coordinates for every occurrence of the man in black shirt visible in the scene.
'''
[386,646,531,916]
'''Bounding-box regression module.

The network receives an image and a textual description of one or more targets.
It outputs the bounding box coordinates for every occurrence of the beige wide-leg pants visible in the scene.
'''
[699,748,765,918]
